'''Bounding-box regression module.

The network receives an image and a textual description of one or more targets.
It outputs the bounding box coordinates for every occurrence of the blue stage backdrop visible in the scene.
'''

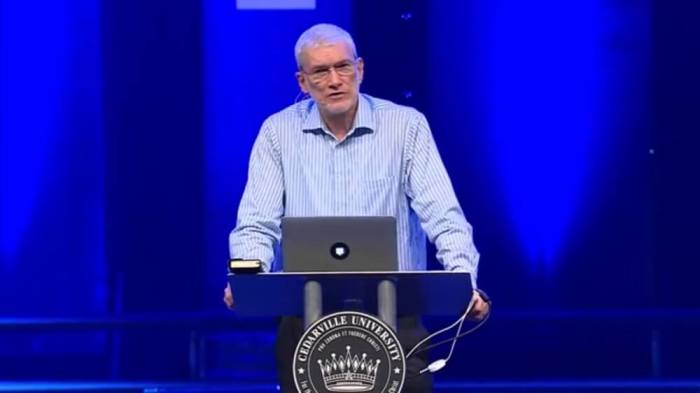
[0,0,108,370]
[1,0,105,318]
[426,1,654,308]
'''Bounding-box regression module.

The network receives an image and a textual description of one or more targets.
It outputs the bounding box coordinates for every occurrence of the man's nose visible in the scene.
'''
[327,68,342,87]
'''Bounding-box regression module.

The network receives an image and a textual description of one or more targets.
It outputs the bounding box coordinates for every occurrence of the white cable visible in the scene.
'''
[415,306,491,356]
[420,310,467,374]
[405,291,477,359]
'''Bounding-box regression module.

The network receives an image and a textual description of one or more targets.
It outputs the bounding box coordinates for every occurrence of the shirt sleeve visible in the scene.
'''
[404,112,480,288]
[228,121,284,272]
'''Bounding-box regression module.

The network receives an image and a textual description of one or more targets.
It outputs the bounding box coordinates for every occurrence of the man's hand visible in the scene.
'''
[223,283,235,310]
[467,290,490,321]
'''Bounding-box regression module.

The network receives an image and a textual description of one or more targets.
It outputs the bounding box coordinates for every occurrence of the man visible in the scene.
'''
[224,23,489,392]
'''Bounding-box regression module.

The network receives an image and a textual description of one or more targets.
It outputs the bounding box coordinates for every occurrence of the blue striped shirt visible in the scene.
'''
[229,94,479,287]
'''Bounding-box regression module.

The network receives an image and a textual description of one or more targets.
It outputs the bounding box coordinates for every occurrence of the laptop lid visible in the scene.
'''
[281,216,398,272]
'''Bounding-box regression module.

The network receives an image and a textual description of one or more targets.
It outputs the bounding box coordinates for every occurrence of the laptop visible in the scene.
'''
[281,216,398,272]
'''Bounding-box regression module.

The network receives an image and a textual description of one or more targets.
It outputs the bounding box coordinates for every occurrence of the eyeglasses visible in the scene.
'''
[302,60,357,84]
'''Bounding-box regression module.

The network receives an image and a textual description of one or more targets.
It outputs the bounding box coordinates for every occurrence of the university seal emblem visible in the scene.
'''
[293,311,406,393]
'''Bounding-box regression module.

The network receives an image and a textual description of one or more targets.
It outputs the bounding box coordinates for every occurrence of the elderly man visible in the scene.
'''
[225,23,488,392]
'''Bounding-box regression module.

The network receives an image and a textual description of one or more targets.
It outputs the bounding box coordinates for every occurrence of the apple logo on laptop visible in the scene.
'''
[330,243,350,260]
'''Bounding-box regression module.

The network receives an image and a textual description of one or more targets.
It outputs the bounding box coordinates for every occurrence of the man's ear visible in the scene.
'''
[296,71,308,93]
[356,57,365,84]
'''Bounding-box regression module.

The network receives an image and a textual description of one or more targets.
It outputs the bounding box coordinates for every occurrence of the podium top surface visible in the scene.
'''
[228,271,472,317]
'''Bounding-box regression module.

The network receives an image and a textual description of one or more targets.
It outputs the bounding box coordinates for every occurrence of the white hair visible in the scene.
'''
[294,23,358,69]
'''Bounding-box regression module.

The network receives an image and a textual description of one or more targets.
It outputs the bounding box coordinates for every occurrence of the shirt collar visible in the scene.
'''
[302,94,376,138]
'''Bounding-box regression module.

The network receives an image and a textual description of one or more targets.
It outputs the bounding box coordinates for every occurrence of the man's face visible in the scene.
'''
[296,42,364,119]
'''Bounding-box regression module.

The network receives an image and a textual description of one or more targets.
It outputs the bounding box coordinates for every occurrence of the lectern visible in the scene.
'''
[229,271,472,393]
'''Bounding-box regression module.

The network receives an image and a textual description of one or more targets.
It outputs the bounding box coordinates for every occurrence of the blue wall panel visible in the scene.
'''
[1,0,105,317]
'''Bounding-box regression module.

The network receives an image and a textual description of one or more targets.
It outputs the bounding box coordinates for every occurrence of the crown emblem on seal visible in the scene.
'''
[317,346,380,392]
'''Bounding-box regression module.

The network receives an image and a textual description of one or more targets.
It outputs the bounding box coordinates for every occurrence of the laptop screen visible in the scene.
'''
[281,216,398,272]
